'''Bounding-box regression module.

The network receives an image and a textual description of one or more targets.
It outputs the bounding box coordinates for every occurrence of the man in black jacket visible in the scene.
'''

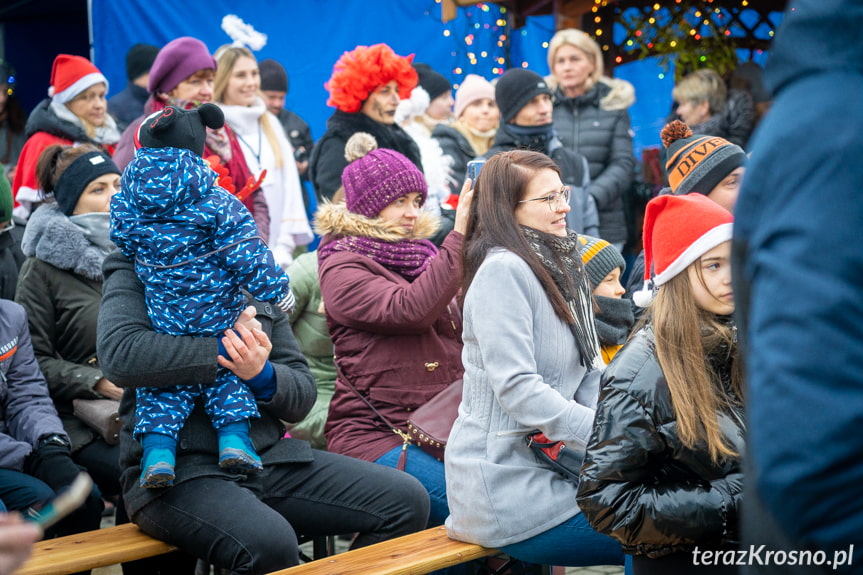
[487,68,599,236]
[96,251,430,574]
[259,59,315,184]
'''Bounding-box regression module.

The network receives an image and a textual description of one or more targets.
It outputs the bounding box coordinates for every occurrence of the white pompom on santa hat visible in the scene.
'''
[632,193,734,308]
[48,54,108,104]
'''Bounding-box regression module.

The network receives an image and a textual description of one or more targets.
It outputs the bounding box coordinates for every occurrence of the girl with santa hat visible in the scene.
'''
[577,192,744,574]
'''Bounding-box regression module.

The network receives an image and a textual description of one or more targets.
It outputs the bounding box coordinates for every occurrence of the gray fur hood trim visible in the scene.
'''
[20,204,110,281]
[546,76,636,111]
[314,201,440,242]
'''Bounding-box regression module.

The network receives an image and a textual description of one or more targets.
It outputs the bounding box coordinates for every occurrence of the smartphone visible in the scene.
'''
[23,472,93,529]
[466,159,485,184]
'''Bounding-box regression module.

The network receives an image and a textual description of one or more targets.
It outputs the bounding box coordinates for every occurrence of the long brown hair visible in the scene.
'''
[213,45,283,169]
[649,259,743,463]
[461,150,573,324]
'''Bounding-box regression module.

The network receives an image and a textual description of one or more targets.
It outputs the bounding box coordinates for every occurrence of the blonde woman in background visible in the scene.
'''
[547,29,635,250]
[214,45,313,267]
[672,68,755,149]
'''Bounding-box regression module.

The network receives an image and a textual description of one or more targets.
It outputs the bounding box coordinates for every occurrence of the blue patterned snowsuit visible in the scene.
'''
[111,147,294,439]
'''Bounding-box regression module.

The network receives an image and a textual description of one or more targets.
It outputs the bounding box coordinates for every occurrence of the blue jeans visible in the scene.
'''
[0,468,53,512]
[376,444,449,527]
[0,468,102,539]
[498,511,625,567]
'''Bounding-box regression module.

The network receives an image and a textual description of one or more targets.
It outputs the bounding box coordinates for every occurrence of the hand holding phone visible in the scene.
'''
[23,472,93,529]
[466,159,485,185]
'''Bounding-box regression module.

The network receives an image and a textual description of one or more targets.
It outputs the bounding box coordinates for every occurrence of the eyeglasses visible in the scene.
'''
[518,186,571,212]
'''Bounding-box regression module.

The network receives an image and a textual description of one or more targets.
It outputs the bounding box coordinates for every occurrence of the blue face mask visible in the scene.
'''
[69,212,114,250]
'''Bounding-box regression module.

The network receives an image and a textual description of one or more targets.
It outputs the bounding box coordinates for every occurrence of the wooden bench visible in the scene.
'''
[268,526,499,575]
[16,524,497,575]
[16,522,177,575]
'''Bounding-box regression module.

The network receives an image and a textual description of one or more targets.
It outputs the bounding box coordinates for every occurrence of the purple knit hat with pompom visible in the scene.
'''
[341,133,427,218]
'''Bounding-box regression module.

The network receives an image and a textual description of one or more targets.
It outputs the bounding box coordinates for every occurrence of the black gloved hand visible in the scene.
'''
[24,442,84,492]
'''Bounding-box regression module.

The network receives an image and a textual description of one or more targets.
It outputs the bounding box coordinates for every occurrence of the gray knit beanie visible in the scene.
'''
[578,235,626,289]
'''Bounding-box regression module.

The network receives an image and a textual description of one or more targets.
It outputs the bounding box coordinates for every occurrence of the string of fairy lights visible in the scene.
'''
[431,0,777,87]
[433,0,510,89]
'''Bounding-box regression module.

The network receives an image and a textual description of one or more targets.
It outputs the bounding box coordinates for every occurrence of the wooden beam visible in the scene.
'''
[554,0,596,30]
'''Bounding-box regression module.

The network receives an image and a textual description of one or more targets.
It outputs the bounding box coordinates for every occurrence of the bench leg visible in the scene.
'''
[483,556,552,574]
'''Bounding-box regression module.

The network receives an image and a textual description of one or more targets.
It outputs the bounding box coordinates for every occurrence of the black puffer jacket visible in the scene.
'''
[551,78,635,245]
[308,110,422,201]
[576,325,744,559]
[432,123,475,196]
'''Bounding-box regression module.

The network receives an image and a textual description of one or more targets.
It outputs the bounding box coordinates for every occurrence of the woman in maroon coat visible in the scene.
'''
[316,132,472,526]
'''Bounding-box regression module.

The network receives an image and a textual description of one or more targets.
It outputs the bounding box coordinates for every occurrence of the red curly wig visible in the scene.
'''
[325,44,418,113]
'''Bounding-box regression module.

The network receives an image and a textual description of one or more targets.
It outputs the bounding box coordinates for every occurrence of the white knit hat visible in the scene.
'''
[454,74,495,119]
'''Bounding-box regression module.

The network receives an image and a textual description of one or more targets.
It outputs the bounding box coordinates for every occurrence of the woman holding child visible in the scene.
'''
[96,177,430,572]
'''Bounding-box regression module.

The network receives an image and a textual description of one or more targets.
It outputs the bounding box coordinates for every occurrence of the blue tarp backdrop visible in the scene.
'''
[91,1,770,160]
[92,1,493,148]
[91,0,679,158]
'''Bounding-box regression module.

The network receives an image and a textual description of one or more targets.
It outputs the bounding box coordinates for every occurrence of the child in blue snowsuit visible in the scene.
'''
[110,104,295,488]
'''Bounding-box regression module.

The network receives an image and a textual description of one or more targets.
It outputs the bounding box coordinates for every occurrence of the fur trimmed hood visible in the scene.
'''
[314,201,440,242]
[21,203,112,281]
[546,76,635,111]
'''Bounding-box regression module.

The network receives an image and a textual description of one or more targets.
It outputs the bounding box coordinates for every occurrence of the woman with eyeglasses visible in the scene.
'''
[445,149,624,569]
[12,54,121,221]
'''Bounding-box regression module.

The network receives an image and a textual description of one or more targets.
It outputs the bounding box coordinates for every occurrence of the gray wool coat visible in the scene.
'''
[445,249,601,548]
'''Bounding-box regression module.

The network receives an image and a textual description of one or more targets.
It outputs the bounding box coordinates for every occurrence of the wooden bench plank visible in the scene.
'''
[268,526,497,575]
[16,522,177,575]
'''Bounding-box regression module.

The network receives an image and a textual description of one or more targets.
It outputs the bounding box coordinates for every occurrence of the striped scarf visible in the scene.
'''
[522,226,602,369]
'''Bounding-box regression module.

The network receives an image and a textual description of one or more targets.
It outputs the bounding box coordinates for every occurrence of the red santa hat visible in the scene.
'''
[48,54,108,104]
[632,193,734,307]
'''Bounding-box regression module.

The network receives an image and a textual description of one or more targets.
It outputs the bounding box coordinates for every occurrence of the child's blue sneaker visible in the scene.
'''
[218,433,263,473]
[140,448,176,488]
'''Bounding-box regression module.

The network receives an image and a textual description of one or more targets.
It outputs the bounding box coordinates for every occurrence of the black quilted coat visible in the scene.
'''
[576,325,744,559]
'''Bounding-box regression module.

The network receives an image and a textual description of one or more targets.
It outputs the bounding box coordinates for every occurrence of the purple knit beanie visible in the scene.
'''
[341,133,428,218]
[148,37,217,94]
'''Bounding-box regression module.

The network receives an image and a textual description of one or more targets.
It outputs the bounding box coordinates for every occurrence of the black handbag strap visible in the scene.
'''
[335,360,410,442]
